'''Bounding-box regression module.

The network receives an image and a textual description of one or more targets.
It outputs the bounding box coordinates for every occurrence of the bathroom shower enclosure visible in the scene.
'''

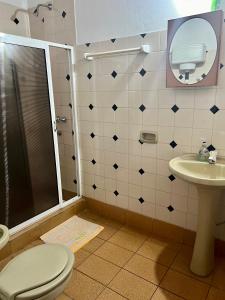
[0,33,80,233]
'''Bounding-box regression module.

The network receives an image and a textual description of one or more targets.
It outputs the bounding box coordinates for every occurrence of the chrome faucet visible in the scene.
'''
[208,150,217,164]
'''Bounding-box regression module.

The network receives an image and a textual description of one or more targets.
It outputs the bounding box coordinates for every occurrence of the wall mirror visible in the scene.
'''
[166,10,223,87]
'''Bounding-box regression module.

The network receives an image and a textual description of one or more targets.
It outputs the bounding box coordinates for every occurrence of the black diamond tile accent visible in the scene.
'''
[171,104,179,113]
[179,74,183,80]
[111,38,116,43]
[139,197,144,204]
[69,103,72,108]
[114,190,119,196]
[167,205,174,212]
[89,104,94,110]
[92,184,97,190]
[112,104,118,111]
[66,74,70,81]
[113,163,118,170]
[201,73,207,79]
[111,70,117,78]
[87,73,92,80]
[140,33,146,38]
[85,43,91,47]
[113,135,118,141]
[168,174,176,181]
[207,144,216,152]
[139,139,143,145]
[72,155,75,160]
[139,168,145,175]
[14,18,19,24]
[73,179,77,184]
[90,132,95,138]
[42,17,45,23]
[139,104,146,112]
[170,140,177,149]
[220,63,224,69]
[91,159,96,165]
[72,130,74,136]
[210,105,219,114]
[62,10,67,18]
[139,68,146,77]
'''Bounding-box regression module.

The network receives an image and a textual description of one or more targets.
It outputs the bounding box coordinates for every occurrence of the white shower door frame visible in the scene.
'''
[0,33,81,235]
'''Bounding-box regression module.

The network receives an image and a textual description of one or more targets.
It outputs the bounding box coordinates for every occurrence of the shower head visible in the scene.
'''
[33,3,53,17]
[10,8,28,24]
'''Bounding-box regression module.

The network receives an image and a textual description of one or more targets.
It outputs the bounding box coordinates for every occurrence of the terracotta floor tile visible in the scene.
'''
[109,229,147,252]
[171,245,213,284]
[98,217,123,229]
[0,255,13,271]
[137,238,178,267]
[148,235,181,251]
[97,288,126,299]
[151,288,184,300]
[95,241,134,267]
[74,248,91,268]
[83,237,105,253]
[24,239,44,250]
[124,254,167,285]
[56,293,71,300]
[160,269,210,300]
[109,269,157,300]
[77,254,120,285]
[64,270,104,300]
[212,258,225,291]
[206,287,225,300]
[98,225,118,240]
[78,209,101,221]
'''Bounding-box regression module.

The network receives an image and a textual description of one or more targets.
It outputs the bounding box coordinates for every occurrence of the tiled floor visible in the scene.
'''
[1,210,225,300]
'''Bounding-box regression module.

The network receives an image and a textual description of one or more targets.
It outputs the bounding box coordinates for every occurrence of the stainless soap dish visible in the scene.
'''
[140,131,158,144]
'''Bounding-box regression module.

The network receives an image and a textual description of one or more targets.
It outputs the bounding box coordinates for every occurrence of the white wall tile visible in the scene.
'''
[74,28,225,238]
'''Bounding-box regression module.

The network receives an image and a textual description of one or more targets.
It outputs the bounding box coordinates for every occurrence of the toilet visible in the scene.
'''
[0,244,74,300]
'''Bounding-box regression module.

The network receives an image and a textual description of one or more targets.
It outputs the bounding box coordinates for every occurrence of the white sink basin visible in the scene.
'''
[0,225,9,250]
[169,154,225,277]
[169,154,225,187]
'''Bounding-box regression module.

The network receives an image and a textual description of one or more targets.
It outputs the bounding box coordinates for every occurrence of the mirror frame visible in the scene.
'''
[166,10,223,87]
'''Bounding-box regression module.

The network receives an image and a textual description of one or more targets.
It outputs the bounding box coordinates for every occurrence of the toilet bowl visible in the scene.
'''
[0,244,74,300]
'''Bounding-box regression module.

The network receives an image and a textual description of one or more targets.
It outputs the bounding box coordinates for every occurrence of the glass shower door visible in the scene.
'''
[0,42,60,229]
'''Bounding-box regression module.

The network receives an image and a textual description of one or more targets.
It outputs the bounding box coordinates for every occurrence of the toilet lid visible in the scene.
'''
[0,244,71,300]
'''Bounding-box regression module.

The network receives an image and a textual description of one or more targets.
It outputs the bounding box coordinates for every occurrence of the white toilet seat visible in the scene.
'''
[0,244,74,300]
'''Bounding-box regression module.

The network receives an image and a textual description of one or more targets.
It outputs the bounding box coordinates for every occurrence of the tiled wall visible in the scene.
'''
[4,0,225,239]
[76,28,225,239]
[29,0,78,195]
[0,1,30,36]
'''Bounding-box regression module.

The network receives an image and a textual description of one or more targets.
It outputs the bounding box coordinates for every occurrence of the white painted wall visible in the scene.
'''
[0,0,28,9]
[74,0,213,45]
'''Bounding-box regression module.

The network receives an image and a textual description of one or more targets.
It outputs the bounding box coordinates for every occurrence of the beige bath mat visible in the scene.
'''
[40,216,104,253]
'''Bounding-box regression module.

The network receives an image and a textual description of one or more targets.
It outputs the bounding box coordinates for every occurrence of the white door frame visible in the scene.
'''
[0,33,81,235]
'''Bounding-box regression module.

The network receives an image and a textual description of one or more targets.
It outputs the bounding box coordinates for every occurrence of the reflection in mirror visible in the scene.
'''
[50,47,78,202]
[170,18,217,84]
[167,10,223,87]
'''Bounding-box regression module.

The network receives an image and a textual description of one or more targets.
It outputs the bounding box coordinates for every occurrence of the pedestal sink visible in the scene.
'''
[169,154,225,276]
[0,225,9,250]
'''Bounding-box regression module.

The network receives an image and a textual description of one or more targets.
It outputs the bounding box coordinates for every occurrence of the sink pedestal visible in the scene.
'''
[190,187,222,276]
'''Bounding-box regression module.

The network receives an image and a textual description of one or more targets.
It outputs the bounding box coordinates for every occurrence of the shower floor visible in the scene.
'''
[0,209,225,300]
[62,189,77,201]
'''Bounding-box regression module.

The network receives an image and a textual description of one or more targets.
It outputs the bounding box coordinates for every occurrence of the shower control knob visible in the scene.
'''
[56,116,67,123]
